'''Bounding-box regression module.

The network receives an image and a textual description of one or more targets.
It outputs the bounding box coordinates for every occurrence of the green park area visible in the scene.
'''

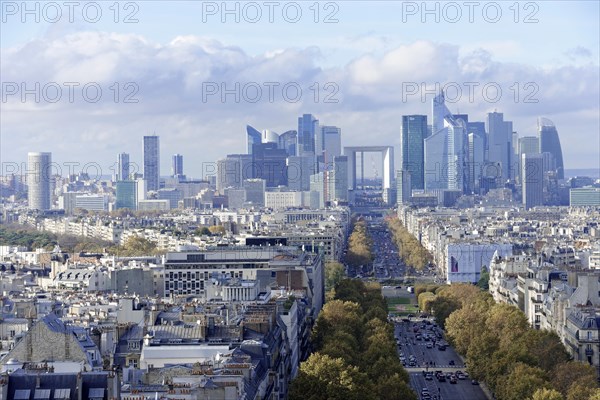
[387,297,419,315]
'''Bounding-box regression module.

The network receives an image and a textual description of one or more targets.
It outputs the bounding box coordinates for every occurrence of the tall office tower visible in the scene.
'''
[117,152,130,181]
[287,155,314,191]
[316,126,342,173]
[522,153,544,209]
[309,172,326,208]
[246,125,262,155]
[297,114,319,155]
[278,130,297,156]
[467,121,486,157]
[400,115,427,190]
[432,91,453,134]
[468,133,485,194]
[538,117,564,179]
[172,154,183,177]
[317,126,342,160]
[216,154,253,194]
[486,112,513,182]
[396,170,412,205]
[328,155,348,202]
[425,93,466,192]
[243,179,266,206]
[512,131,519,174]
[27,152,52,211]
[517,136,540,184]
[252,142,288,187]
[143,135,160,191]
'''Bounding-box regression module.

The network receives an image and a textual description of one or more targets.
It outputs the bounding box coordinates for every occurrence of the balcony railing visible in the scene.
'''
[586,348,594,356]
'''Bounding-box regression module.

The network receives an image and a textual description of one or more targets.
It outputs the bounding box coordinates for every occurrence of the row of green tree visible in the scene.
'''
[417,283,600,400]
[385,216,431,270]
[344,219,374,268]
[289,280,416,400]
[0,225,161,257]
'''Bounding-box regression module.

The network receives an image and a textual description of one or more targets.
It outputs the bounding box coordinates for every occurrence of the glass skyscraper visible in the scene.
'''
[116,180,138,210]
[246,125,262,155]
[117,152,130,181]
[297,114,318,155]
[425,93,466,192]
[278,130,297,156]
[538,117,565,179]
[486,112,513,182]
[172,154,183,177]
[143,135,160,191]
[400,115,427,190]
[522,153,544,209]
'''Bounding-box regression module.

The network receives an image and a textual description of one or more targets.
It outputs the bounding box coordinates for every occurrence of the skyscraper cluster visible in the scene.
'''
[24,104,566,213]
[217,114,347,208]
[398,91,566,209]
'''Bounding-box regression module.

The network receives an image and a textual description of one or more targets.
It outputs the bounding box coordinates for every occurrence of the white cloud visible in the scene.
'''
[1,32,598,175]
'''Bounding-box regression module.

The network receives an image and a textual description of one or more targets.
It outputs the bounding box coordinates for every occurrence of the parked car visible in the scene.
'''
[471,380,479,385]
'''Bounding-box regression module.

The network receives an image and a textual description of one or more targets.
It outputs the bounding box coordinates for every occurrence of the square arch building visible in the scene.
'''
[343,146,395,203]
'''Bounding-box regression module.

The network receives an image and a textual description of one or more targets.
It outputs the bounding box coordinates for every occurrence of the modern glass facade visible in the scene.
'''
[570,187,600,207]
[400,115,427,190]
[117,152,130,181]
[116,180,137,210]
[297,114,318,155]
[278,130,297,156]
[522,153,544,209]
[172,154,183,177]
[538,118,565,180]
[425,93,465,193]
[246,125,262,155]
[487,112,513,182]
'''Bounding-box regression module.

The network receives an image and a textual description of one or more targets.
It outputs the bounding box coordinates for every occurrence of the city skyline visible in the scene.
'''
[4,109,588,181]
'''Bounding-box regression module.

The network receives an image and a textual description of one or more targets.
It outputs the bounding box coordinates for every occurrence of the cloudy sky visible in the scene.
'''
[1,0,599,178]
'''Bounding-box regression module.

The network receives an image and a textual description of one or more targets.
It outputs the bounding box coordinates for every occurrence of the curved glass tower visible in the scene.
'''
[246,125,262,154]
[538,117,564,179]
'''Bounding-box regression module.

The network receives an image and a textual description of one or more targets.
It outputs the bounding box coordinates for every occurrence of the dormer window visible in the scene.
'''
[128,340,140,350]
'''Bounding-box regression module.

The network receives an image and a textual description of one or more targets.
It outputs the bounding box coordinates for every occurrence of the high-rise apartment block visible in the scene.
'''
[27,152,52,211]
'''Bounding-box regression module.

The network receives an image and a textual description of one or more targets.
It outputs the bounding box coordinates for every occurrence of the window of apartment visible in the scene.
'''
[588,332,593,340]
[128,359,138,368]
